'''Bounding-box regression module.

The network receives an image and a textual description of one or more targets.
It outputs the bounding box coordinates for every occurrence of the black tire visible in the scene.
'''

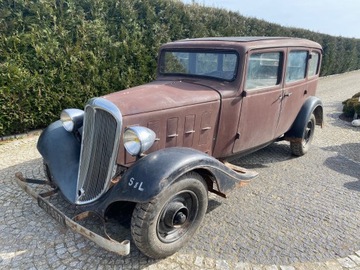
[131,172,208,259]
[290,113,316,156]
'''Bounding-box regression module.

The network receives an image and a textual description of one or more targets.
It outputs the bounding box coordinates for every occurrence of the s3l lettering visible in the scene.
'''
[16,37,323,259]
[128,178,144,192]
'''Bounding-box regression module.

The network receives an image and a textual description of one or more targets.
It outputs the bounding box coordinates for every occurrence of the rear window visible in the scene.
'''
[160,50,238,81]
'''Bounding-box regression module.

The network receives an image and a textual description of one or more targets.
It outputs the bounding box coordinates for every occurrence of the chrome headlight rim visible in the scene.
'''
[60,109,84,132]
[123,126,156,156]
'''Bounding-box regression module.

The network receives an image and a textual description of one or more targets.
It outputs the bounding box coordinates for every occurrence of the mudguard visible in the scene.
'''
[37,123,256,213]
[285,96,323,139]
[93,147,256,213]
[37,120,80,203]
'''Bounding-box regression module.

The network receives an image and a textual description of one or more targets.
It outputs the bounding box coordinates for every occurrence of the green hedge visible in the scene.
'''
[1,0,360,136]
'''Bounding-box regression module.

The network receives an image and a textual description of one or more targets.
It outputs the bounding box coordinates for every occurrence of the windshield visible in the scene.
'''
[159,50,239,81]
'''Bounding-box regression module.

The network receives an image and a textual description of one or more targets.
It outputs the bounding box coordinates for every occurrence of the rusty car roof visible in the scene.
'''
[161,37,323,51]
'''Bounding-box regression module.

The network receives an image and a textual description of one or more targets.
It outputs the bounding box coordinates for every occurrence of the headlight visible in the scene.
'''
[60,109,84,132]
[123,126,156,156]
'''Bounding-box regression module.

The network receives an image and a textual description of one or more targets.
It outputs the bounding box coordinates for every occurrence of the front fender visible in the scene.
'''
[97,147,256,211]
[285,96,323,139]
[37,120,80,203]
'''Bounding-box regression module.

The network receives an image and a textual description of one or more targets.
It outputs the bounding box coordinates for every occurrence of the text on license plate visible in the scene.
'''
[38,196,66,227]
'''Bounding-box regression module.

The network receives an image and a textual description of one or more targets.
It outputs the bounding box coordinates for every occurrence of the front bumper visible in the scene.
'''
[15,172,130,256]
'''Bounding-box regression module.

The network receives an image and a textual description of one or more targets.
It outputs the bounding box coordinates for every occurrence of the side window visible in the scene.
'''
[286,51,308,82]
[245,52,282,90]
[308,52,320,77]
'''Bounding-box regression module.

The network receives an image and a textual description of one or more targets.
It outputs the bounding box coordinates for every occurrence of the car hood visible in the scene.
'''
[102,80,220,116]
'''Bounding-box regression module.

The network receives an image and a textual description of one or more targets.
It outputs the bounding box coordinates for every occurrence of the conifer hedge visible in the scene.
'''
[1,0,360,136]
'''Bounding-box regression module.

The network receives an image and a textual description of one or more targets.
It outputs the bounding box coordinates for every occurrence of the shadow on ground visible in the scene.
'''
[230,141,294,169]
[323,143,360,192]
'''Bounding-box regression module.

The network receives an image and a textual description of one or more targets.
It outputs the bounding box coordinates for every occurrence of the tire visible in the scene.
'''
[290,113,316,156]
[131,172,208,259]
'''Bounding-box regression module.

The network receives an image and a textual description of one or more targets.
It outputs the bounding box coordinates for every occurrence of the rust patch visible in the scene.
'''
[237,180,251,188]
[222,161,259,178]
[111,176,121,184]
[73,211,92,222]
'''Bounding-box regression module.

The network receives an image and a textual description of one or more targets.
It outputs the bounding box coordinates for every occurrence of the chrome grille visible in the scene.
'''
[76,98,122,204]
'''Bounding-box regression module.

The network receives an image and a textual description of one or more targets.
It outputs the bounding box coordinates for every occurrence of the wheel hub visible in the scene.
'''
[163,202,189,228]
[304,120,314,143]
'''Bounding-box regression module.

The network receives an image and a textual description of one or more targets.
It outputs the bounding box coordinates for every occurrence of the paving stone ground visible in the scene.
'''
[1,71,360,269]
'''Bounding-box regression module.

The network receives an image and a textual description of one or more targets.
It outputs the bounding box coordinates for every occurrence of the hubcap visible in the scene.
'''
[157,190,199,243]
[174,211,187,226]
[303,119,314,145]
[163,201,189,228]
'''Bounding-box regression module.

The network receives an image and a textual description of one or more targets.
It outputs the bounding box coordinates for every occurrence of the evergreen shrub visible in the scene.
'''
[342,92,360,118]
[1,0,360,136]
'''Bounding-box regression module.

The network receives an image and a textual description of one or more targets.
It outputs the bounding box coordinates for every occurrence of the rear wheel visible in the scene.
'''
[131,172,208,259]
[290,113,316,156]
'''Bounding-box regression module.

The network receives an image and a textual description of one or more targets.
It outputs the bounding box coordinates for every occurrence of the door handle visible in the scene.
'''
[279,92,292,101]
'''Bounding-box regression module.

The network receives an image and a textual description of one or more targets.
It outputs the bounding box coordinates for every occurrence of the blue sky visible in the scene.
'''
[181,0,360,38]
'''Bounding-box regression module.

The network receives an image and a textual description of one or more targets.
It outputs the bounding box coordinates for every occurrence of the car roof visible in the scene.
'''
[162,36,323,51]
[180,37,291,42]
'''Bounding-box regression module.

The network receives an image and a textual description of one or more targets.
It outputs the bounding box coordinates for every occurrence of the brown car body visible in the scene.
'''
[17,37,323,258]
[104,37,323,165]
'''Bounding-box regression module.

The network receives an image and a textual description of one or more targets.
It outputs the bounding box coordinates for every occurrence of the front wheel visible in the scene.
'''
[290,113,316,156]
[131,172,208,259]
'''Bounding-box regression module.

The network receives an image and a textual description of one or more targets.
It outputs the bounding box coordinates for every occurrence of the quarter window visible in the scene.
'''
[245,52,282,90]
[286,51,308,82]
[308,52,320,77]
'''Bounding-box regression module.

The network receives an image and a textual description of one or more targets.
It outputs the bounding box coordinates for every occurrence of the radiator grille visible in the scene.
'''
[76,98,122,204]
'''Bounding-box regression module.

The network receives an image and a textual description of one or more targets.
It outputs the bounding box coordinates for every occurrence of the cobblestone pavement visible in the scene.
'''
[1,71,360,269]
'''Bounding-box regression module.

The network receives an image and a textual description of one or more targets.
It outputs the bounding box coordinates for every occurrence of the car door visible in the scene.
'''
[275,49,319,137]
[232,49,285,153]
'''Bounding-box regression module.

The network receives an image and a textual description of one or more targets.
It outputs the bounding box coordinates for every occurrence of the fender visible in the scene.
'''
[92,147,257,214]
[285,96,323,139]
[37,120,80,203]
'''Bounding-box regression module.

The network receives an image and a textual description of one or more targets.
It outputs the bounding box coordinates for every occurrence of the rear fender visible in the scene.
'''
[96,147,255,212]
[285,96,323,140]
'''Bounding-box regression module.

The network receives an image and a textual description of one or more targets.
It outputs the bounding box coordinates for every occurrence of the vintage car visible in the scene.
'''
[16,37,323,259]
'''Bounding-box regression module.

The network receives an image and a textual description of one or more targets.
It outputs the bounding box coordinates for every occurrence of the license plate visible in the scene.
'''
[38,196,66,227]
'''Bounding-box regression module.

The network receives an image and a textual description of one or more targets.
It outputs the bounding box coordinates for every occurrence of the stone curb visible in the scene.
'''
[0,129,42,142]
[142,250,360,269]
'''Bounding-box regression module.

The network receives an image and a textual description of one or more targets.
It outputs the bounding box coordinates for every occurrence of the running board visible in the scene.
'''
[222,161,259,178]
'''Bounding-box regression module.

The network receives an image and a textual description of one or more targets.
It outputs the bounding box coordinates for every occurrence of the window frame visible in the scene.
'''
[244,50,284,91]
[285,50,309,84]
[307,51,321,78]
[158,49,240,82]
